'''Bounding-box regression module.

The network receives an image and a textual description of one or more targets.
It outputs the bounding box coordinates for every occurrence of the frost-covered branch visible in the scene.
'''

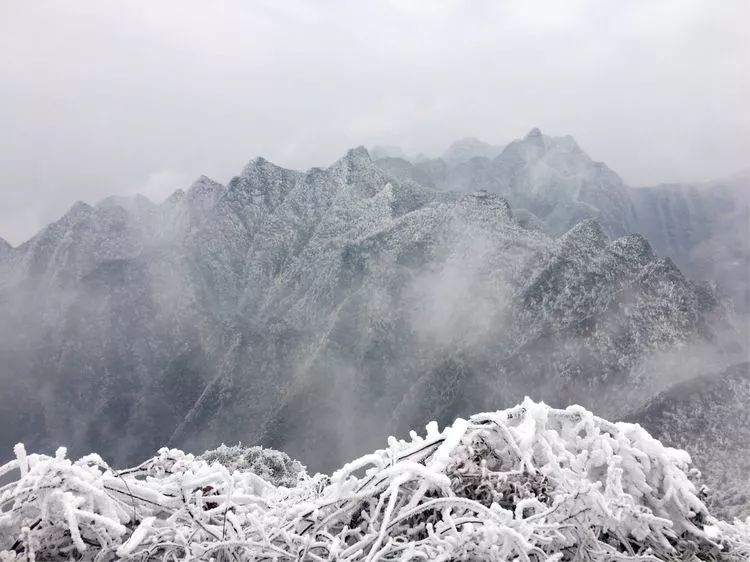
[1,398,748,561]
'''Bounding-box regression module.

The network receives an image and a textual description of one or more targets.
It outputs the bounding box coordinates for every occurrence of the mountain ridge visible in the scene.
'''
[3,131,745,252]
[0,138,745,481]
[372,129,749,316]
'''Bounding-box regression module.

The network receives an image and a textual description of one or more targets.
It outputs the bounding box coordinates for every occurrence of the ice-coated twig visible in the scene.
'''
[1,398,748,561]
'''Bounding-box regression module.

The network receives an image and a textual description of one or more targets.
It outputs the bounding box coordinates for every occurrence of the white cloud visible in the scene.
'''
[0,0,747,243]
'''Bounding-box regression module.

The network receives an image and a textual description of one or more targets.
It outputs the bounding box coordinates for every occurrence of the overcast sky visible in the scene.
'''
[0,0,747,244]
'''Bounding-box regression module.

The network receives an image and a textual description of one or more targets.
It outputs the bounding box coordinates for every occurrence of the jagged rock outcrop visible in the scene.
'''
[0,147,735,473]
[375,130,750,316]
[378,129,638,237]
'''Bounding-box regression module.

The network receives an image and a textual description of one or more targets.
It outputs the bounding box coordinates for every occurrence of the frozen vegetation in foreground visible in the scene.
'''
[1,399,749,561]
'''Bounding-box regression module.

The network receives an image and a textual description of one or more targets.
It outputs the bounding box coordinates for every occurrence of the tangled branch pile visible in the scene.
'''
[1,399,749,561]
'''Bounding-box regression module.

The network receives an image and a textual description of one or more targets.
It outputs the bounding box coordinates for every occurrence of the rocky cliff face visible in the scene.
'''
[631,174,750,315]
[0,147,738,473]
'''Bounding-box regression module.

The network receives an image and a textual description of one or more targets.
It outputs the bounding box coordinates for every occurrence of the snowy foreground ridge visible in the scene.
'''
[2,400,749,561]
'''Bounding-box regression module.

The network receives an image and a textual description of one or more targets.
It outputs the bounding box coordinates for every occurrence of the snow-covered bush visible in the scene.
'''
[1,398,748,561]
[199,444,306,488]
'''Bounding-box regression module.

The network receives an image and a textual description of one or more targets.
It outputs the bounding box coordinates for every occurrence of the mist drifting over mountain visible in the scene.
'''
[1,1,749,559]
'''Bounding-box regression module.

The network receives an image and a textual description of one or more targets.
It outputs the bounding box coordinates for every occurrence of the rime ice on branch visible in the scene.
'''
[1,399,749,561]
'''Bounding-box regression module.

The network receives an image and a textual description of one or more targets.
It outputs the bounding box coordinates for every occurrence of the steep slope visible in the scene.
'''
[168,164,729,469]
[490,129,637,236]
[371,156,442,188]
[375,129,638,238]
[0,148,736,474]
[632,174,750,315]
[627,362,750,520]
[14,201,144,283]
[375,130,749,318]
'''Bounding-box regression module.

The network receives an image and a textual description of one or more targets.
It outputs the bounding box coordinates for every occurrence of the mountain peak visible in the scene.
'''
[240,156,269,176]
[60,201,93,225]
[327,146,374,176]
[240,155,298,181]
[186,175,224,208]
[188,174,223,193]
[608,234,655,267]
[163,188,185,206]
[344,145,371,163]
[509,128,546,154]
[497,129,601,172]
[525,127,543,139]
[518,129,584,154]
[560,218,608,252]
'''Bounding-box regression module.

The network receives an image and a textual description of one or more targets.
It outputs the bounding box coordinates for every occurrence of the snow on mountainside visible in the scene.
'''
[628,362,750,521]
[2,400,749,561]
[0,146,740,479]
[488,129,636,237]
[375,129,750,316]
[379,129,637,237]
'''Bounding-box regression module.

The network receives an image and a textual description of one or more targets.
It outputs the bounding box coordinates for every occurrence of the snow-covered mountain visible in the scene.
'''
[377,129,636,237]
[0,146,742,477]
[376,129,750,316]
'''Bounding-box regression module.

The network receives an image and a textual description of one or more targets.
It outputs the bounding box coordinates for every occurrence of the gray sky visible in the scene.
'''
[1,0,748,244]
